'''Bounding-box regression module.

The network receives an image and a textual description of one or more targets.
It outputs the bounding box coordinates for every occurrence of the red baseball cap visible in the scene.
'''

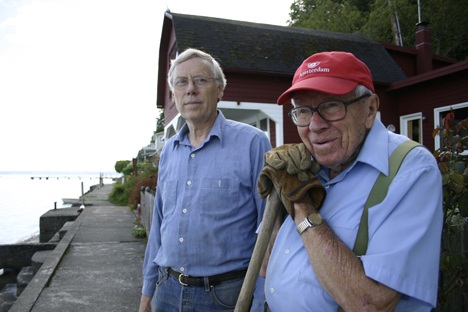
[277,51,374,104]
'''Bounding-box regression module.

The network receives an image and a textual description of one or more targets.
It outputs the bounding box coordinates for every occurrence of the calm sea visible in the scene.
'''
[0,171,119,245]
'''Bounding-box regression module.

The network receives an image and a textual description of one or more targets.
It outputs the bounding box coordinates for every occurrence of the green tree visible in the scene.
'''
[288,0,468,60]
[156,110,165,133]
[114,160,131,173]
[289,0,365,33]
[364,0,417,46]
[422,0,468,59]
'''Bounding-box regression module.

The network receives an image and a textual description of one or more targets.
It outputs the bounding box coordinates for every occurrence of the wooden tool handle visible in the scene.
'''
[234,189,282,312]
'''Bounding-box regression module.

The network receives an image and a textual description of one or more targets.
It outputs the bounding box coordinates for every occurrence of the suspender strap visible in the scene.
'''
[337,140,420,312]
[353,140,420,256]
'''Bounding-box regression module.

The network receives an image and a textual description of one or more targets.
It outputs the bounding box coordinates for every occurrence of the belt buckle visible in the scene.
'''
[178,273,188,286]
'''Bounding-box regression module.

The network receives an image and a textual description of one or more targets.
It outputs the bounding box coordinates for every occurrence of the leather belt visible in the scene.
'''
[168,268,247,287]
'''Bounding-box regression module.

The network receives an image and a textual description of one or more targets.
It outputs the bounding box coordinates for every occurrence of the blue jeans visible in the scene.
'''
[152,267,249,312]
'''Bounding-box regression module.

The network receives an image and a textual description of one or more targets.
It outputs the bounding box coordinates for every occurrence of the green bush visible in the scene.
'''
[132,225,146,238]
[109,161,157,208]
[115,160,131,173]
[433,113,468,311]
[108,182,131,206]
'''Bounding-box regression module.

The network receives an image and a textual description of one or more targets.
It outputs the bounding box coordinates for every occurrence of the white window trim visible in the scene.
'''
[400,112,423,143]
[433,102,468,150]
[218,101,284,147]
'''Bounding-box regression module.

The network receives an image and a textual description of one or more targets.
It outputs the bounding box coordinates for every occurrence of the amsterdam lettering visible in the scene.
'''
[299,67,330,77]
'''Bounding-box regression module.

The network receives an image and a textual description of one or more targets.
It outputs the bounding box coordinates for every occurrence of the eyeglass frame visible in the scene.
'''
[172,76,217,89]
[288,94,372,126]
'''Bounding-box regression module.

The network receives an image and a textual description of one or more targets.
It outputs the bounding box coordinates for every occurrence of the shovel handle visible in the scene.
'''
[234,189,282,312]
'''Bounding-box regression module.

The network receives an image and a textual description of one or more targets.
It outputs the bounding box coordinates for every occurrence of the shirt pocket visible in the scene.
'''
[200,178,239,220]
[161,180,178,216]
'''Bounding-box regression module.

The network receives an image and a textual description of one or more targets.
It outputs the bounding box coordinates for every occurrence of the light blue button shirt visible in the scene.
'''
[142,111,272,297]
[265,119,443,311]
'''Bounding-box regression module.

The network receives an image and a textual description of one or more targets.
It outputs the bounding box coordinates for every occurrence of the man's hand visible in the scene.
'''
[258,144,325,219]
[139,295,152,312]
[264,143,320,179]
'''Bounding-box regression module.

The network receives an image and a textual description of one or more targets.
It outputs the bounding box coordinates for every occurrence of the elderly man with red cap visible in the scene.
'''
[259,51,443,311]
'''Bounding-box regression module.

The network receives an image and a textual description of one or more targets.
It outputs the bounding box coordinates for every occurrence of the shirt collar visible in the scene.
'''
[356,118,390,175]
[172,110,226,150]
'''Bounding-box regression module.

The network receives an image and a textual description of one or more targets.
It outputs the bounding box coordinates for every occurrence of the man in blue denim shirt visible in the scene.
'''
[139,48,272,312]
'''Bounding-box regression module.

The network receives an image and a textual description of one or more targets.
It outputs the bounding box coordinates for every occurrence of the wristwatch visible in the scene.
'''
[297,213,323,235]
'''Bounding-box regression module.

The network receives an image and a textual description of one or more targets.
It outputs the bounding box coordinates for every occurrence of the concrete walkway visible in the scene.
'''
[10,184,146,312]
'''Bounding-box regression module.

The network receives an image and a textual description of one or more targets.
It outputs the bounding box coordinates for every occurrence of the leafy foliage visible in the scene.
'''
[108,182,130,206]
[109,162,157,209]
[132,224,147,238]
[433,112,468,310]
[128,167,157,209]
[114,160,131,173]
[288,0,468,60]
[290,0,364,33]
[156,110,165,133]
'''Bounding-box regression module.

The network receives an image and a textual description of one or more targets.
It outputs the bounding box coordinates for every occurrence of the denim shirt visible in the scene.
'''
[142,111,272,296]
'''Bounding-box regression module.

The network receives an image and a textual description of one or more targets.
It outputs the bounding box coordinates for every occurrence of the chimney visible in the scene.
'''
[415,22,432,74]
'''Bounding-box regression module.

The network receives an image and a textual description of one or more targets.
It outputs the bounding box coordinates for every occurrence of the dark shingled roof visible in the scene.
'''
[168,12,406,83]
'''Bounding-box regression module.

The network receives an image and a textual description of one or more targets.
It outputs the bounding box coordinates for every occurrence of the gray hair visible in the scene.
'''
[355,84,374,97]
[167,48,227,92]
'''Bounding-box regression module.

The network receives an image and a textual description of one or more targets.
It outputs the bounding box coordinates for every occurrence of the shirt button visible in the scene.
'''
[180,267,185,272]
[191,153,195,158]
[269,288,275,293]
[187,180,192,186]
[179,237,184,243]
[182,208,188,213]
[285,249,290,254]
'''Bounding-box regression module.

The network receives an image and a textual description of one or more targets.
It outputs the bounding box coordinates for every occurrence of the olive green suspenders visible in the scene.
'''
[338,140,420,311]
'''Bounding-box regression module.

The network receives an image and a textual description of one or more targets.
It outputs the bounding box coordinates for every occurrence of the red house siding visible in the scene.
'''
[222,72,290,104]
[158,14,468,155]
[388,70,468,151]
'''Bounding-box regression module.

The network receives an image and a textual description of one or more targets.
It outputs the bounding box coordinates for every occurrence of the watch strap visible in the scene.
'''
[297,217,312,235]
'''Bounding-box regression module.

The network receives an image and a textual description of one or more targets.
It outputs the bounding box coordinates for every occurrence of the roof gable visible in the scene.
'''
[167,12,406,84]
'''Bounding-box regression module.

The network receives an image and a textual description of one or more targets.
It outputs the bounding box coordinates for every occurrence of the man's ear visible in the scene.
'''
[217,88,224,101]
[365,94,380,128]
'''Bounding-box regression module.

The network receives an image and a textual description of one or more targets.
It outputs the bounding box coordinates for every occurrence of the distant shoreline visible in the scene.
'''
[0,170,120,176]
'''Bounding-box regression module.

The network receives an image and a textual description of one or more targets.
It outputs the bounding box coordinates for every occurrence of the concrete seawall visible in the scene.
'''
[1,184,146,311]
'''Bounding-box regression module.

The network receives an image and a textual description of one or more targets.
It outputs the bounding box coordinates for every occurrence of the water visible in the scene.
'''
[0,171,120,245]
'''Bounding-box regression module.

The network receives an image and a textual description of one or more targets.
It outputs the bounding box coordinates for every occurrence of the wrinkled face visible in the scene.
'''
[292,90,379,172]
[171,57,224,125]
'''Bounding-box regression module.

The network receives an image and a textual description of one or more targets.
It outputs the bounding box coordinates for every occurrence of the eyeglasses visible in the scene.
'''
[173,76,216,89]
[288,94,371,126]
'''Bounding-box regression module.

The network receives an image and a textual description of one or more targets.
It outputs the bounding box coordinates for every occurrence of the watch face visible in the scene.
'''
[308,213,323,225]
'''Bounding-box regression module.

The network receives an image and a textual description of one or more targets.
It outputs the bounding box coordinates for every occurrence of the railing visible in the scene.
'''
[139,187,155,236]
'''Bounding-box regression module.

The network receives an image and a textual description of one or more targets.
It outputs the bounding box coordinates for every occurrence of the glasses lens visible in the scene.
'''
[174,78,188,88]
[174,77,214,89]
[319,101,346,121]
[193,77,209,85]
[291,107,313,126]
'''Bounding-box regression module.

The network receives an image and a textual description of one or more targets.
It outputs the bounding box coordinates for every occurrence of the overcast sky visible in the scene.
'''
[0,0,291,173]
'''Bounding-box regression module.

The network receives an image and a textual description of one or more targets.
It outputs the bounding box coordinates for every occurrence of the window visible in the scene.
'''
[400,113,423,143]
[434,102,468,152]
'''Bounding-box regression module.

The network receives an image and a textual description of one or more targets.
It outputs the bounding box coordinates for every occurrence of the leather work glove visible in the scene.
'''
[258,144,326,219]
[264,143,321,178]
